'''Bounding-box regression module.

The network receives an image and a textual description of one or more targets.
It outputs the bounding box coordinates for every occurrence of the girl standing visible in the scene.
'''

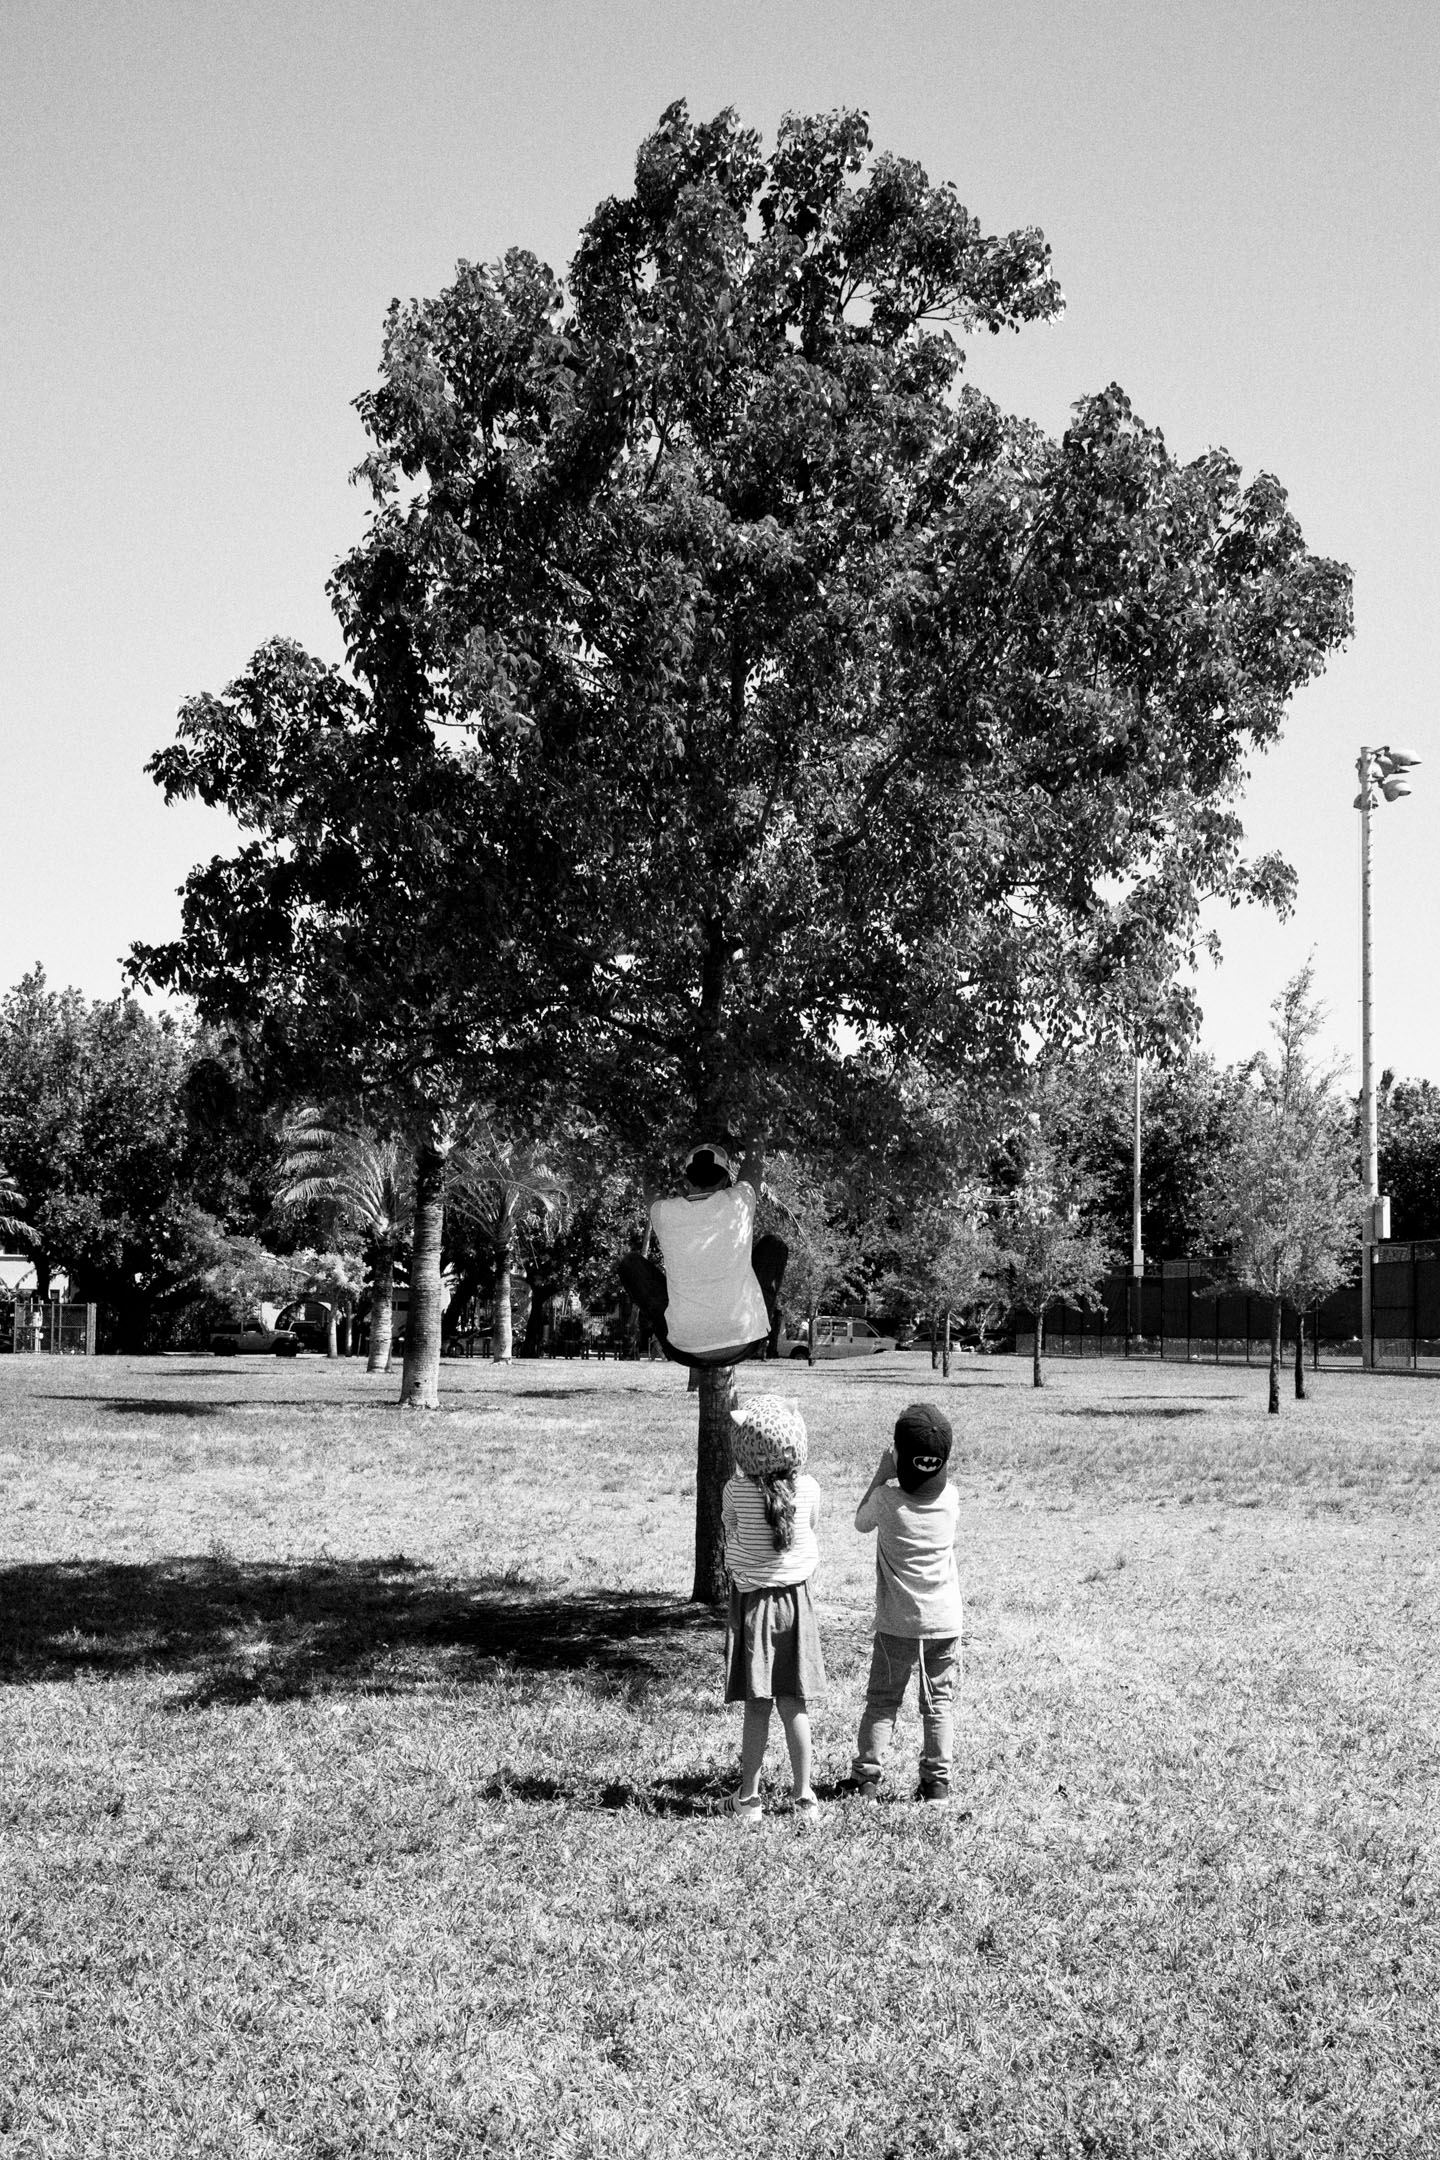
[721,1397,827,1824]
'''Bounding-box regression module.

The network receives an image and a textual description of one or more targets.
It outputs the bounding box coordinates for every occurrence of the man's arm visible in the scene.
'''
[735,1137,765,1196]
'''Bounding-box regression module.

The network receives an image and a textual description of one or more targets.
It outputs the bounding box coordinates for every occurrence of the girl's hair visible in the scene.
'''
[756,1466,797,1551]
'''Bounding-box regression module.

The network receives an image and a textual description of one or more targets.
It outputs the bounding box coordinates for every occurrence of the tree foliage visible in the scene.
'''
[1378,1074,1440,1241]
[1198,966,1362,1411]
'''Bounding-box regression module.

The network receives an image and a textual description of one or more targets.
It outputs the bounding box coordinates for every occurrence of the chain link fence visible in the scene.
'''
[1016,1244,1440,1373]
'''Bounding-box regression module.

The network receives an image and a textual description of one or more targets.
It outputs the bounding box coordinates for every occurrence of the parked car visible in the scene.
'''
[274,1299,332,1353]
[210,1319,300,1358]
[784,1316,897,1360]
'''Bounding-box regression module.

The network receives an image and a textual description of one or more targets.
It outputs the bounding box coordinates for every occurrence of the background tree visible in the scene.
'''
[1377,1074,1440,1241]
[447,1124,566,1362]
[1053,1046,1248,1261]
[273,1111,413,1373]
[886,1187,1001,1377]
[760,1151,863,1365]
[1198,966,1363,1413]
[996,1091,1115,1388]
[132,642,564,1408]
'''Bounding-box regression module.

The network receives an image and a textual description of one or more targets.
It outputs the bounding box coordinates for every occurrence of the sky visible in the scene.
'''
[3,0,1437,1086]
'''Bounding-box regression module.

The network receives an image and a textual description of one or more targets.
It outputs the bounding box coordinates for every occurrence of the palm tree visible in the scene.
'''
[0,1168,33,1249]
[448,1124,566,1363]
[273,1113,412,1372]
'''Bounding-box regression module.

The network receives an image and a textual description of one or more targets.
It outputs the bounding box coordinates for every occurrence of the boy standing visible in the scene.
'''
[849,1403,962,1804]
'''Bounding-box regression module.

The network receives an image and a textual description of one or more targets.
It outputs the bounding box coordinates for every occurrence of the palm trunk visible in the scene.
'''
[1294,1309,1307,1400]
[367,1246,395,1374]
[400,1142,446,1410]
[942,1309,952,1380]
[325,1304,338,1359]
[1268,1293,1283,1414]
[1033,1305,1046,1389]
[493,1242,513,1363]
[691,1363,737,1605]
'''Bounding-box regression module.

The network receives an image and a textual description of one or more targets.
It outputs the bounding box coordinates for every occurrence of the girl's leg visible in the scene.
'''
[738,1698,772,1801]
[775,1696,814,1802]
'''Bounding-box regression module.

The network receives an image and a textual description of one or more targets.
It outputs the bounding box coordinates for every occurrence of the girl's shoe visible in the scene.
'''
[724,1792,763,1826]
[793,1794,821,1828]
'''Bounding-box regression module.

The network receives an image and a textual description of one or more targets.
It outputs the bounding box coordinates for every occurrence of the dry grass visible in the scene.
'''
[1,1349,1436,2157]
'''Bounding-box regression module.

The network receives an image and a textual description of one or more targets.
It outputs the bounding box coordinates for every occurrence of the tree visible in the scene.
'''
[887,1187,1001,1377]
[0,971,244,1348]
[1051,1046,1249,1261]
[1199,966,1363,1413]
[761,1151,864,1364]
[1378,1075,1440,1241]
[132,643,561,1409]
[996,1091,1115,1388]
[341,102,1349,1592]
[447,1123,566,1362]
[138,104,1350,1589]
[273,1111,413,1372]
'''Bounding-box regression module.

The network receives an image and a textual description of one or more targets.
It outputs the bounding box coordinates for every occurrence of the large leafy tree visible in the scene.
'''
[133,642,563,1408]
[341,102,1350,1592]
[0,971,245,1348]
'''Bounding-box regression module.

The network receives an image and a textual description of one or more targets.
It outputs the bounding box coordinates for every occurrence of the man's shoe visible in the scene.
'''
[918,1777,951,1805]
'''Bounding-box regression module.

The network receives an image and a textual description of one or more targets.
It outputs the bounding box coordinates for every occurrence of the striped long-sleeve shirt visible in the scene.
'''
[722,1472,821,1589]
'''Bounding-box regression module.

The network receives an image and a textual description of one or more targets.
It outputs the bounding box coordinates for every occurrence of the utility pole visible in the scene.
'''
[1354,744,1421,1369]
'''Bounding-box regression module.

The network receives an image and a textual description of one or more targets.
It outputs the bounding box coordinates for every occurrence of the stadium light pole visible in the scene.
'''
[1354,743,1422,1370]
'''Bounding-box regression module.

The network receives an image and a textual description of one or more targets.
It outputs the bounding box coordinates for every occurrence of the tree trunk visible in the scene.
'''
[493,1242,513,1363]
[400,1143,446,1410]
[807,1305,817,1367]
[930,1314,939,1371]
[942,1309,952,1381]
[33,1252,52,1304]
[1268,1293,1283,1415]
[325,1304,338,1359]
[1294,1311,1307,1400]
[1033,1306,1046,1389]
[339,1311,352,1356]
[523,1289,549,1358]
[367,1246,395,1374]
[691,1363,737,1604]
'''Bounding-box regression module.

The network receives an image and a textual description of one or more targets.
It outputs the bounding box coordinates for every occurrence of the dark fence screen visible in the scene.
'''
[1015,1244,1440,1372]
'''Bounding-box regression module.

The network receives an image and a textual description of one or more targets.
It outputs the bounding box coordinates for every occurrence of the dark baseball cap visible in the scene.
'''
[894,1403,953,1493]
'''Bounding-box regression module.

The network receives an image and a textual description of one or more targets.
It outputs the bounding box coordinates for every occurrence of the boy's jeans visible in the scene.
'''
[852,1632,960,1783]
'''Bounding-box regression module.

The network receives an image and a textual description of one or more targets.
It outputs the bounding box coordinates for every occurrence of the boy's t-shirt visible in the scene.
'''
[651,1180,768,1354]
[854,1479,962,1639]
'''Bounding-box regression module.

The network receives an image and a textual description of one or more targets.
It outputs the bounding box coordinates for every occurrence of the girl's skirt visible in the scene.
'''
[724,1578,827,1704]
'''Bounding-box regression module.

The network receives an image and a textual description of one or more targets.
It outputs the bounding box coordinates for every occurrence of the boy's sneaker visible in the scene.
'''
[917,1776,951,1805]
[841,1774,882,1803]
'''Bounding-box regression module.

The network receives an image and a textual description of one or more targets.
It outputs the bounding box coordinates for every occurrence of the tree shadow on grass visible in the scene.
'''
[35,1395,404,1417]
[0,1556,722,1711]
[1050,1405,1213,1420]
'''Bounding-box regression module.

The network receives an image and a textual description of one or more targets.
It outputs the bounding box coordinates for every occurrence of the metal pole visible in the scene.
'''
[1359,747,1378,1372]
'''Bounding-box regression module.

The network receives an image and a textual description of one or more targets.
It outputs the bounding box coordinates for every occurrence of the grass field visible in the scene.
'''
[2,1348,1436,2158]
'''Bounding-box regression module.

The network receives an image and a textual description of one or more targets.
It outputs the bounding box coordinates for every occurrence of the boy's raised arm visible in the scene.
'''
[854,1446,897,1531]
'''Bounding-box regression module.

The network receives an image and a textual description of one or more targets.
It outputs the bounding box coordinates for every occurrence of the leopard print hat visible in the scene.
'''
[730,1396,808,1478]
